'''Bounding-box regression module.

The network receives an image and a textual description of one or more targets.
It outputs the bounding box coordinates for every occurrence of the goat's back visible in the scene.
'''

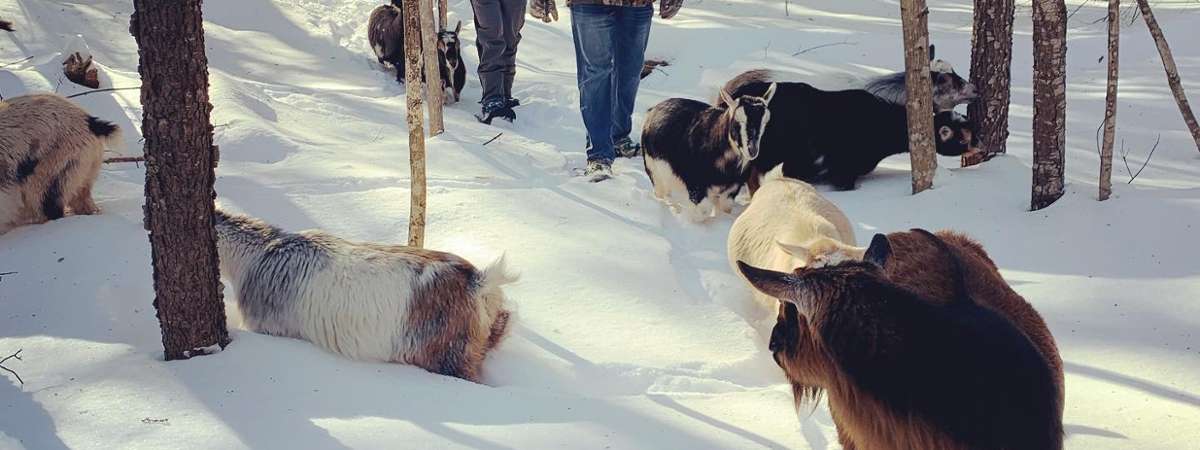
[367,4,404,64]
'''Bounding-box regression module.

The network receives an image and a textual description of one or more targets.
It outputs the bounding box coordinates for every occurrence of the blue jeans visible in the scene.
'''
[570,4,653,162]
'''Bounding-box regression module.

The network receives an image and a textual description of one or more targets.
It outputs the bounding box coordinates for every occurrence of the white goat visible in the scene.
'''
[726,167,859,321]
[214,209,516,383]
[1,93,122,234]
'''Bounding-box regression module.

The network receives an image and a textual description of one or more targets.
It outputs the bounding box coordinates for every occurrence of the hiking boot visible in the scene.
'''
[614,137,641,158]
[475,96,516,124]
[584,159,613,182]
[505,97,521,108]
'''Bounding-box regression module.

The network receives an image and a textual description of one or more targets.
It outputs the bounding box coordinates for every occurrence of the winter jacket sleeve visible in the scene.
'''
[530,0,559,23]
[659,0,683,19]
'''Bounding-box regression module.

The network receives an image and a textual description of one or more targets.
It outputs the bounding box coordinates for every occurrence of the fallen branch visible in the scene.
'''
[482,132,503,146]
[104,156,145,164]
[792,40,857,56]
[1120,134,1160,184]
[66,87,141,99]
[0,55,33,69]
[0,349,23,385]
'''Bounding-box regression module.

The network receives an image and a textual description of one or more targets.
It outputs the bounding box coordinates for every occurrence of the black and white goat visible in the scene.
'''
[213,209,516,383]
[642,83,777,222]
[721,71,978,191]
[368,2,465,103]
[862,45,977,112]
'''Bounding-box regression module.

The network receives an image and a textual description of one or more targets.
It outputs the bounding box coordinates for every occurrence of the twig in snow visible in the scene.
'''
[0,55,33,69]
[792,40,857,56]
[104,156,145,164]
[1120,134,1160,184]
[0,349,23,385]
[0,271,15,282]
[482,132,503,146]
[66,87,141,99]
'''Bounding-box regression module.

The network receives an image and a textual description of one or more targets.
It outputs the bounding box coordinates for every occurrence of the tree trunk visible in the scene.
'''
[418,0,445,135]
[900,0,937,194]
[438,0,449,30]
[404,0,428,248]
[1031,0,1067,211]
[966,0,1015,166]
[1099,0,1119,201]
[131,0,229,360]
[1135,0,1200,153]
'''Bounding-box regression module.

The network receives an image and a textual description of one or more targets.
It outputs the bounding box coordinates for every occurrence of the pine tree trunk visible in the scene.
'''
[900,0,938,194]
[1136,0,1200,153]
[418,0,445,135]
[1099,0,1119,201]
[131,0,229,360]
[1031,0,1067,211]
[404,0,428,248]
[966,0,1015,165]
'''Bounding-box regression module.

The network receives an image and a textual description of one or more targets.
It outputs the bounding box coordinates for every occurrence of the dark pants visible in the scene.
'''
[471,0,526,101]
[570,4,653,162]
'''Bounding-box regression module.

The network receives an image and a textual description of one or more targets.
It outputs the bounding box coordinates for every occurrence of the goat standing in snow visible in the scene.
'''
[862,45,977,112]
[641,83,777,222]
[213,209,515,383]
[727,166,856,323]
[739,230,1063,450]
[368,2,464,103]
[1,93,122,234]
[721,70,978,191]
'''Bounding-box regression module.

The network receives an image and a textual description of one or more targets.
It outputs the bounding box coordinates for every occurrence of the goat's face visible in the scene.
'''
[437,21,463,75]
[719,82,776,161]
[930,61,978,110]
[934,111,979,156]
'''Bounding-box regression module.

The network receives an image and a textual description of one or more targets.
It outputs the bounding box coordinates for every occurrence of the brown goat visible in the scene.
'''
[741,230,1063,450]
[1,94,122,234]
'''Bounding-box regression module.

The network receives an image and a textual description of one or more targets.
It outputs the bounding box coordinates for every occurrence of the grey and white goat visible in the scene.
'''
[213,209,516,383]
[862,45,977,112]
[641,83,777,222]
[1,93,122,234]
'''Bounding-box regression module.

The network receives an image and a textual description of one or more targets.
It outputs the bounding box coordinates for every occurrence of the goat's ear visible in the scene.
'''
[763,82,778,104]
[738,261,804,302]
[719,88,736,108]
[776,240,810,259]
[455,20,462,34]
[928,44,936,61]
[863,234,891,268]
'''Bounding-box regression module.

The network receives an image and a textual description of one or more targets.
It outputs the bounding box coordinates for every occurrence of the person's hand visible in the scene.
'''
[530,0,559,23]
[659,0,683,19]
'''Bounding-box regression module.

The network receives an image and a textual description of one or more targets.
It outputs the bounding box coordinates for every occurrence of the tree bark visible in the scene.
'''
[1135,0,1200,153]
[1099,0,1119,201]
[966,0,1015,165]
[404,0,428,248]
[438,0,449,30]
[1031,0,1068,211]
[418,0,445,135]
[131,0,229,360]
[900,0,938,194]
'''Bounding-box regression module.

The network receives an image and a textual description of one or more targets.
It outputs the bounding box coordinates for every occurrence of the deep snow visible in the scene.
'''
[1,0,1199,449]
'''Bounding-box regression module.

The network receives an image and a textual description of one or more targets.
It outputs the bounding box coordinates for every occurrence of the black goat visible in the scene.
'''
[368,2,464,103]
[722,72,977,191]
[642,84,777,222]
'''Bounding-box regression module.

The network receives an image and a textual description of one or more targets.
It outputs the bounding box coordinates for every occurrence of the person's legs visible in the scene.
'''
[570,4,618,163]
[471,0,508,102]
[498,0,526,101]
[610,5,653,147]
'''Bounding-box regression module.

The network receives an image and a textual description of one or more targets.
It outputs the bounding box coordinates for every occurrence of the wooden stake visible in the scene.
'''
[1135,0,1200,153]
[1099,0,1120,201]
[438,0,449,30]
[418,0,445,135]
[403,0,428,248]
[900,0,937,194]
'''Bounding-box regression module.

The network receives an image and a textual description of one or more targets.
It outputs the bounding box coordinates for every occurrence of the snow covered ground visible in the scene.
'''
[2,0,1199,448]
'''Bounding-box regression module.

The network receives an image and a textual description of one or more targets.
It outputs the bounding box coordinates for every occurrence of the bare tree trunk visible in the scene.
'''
[900,0,937,194]
[418,0,445,135]
[131,0,229,360]
[1136,0,1200,153]
[1031,0,1068,211]
[1100,0,1120,201]
[438,0,449,29]
[404,0,428,248]
[966,0,1015,166]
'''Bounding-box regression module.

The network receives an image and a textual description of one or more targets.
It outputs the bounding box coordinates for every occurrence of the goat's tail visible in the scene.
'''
[715,69,775,107]
[475,254,518,351]
[88,116,126,155]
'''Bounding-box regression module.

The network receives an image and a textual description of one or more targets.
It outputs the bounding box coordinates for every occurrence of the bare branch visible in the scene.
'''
[66,87,141,99]
[0,349,24,385]
[482,133,503,146]
[104,156,146,164]
[792,40,857,56]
